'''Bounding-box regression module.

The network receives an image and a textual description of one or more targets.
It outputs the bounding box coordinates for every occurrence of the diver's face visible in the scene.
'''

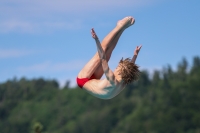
[115,64,120,71]
[115,64,122,75]
[114,64,123,81]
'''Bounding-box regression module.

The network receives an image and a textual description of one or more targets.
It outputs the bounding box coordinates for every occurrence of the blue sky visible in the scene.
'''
[0,0,200,87]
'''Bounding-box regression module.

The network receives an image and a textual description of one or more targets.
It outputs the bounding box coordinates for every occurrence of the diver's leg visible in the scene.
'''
[77,16,135,79]
[77,52,101,78]
[92,30,123,79]
[93,17,135,78]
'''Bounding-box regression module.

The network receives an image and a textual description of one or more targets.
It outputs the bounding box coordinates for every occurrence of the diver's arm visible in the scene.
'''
[100,59,116,85]
[131,55,137,64]
[94,36,106,60]
[91,28,105,59]
[131,45,142,64]
[91,28,115,85]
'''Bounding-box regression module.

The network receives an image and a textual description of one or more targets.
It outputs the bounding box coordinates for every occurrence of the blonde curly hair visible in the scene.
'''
[118,58,140,85]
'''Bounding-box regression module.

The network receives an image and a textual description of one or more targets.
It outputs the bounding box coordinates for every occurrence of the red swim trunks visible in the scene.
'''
[76,75,96,88]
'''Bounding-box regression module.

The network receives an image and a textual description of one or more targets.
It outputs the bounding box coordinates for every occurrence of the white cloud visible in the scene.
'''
[0,19,82,33]
[0,49,34,59]
[0,20,34,33]
[0,0,162,33]
[18,61,51,72]
[1,0,158,14]
[17,60,86,87]
[18,60,85,73]
[52,61,85,71]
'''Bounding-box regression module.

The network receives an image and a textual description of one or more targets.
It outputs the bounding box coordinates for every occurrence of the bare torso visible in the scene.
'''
[82,74,126,99]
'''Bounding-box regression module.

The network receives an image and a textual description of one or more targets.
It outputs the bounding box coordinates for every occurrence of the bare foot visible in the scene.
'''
[117,16,135,30]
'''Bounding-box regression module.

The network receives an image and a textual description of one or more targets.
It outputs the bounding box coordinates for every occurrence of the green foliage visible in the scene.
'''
[31,122,43,133]
[0,56,200,133]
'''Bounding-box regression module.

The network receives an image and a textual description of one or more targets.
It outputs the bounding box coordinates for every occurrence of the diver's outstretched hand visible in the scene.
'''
[134,45,142,55]
[91,28,98,40]
[131,45,142,64]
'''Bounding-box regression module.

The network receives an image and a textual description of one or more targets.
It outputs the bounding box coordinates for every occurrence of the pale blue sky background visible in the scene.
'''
[0,0,200,87]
